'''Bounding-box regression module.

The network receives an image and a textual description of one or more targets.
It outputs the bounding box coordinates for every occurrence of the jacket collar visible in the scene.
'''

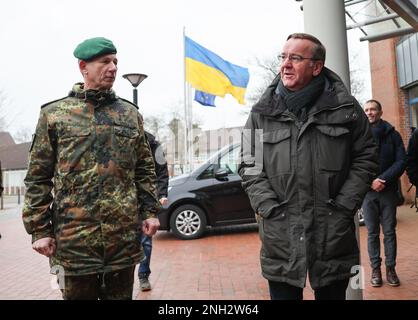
[374,119,395,135]
[68,82,118,105]
[251,67,355,118]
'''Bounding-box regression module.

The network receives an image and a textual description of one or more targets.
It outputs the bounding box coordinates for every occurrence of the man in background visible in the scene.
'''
[362,99,406,287]
[138,131,168,291]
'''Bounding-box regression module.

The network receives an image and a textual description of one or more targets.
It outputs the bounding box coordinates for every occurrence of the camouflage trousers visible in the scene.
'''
[61,266,135,300]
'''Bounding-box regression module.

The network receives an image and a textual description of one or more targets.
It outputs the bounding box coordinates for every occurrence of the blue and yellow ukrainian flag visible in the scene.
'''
[185,36,250,105]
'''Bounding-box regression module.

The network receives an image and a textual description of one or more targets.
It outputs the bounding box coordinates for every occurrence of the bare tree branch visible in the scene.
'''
[12,126,33,143]
[0,90,8,131]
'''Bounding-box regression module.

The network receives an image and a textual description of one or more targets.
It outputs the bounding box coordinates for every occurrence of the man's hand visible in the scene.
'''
[142,217,160,237]
[32,237,56,257]
[371,178,386,192]
[159,197,168,206]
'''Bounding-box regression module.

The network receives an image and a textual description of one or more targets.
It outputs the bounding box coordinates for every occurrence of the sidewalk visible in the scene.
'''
[1,204,417,300]
[359,205,418,300]
[0,195,23,211]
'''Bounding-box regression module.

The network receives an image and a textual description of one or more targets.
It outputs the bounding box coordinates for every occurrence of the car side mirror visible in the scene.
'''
[214,168,229,181]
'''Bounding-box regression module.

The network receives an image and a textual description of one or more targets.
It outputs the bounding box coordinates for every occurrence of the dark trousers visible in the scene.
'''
[138,234,152,278]
[268,279,349,300]
[362,190,397,269]
[61,266,135,300]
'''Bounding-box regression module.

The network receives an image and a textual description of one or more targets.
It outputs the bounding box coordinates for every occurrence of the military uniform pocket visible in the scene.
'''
[58,126,93,172]
[113,124,139,168]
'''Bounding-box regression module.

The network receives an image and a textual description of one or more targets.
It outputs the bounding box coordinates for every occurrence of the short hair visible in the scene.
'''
[287,33,326,62]
[366,99,382,111]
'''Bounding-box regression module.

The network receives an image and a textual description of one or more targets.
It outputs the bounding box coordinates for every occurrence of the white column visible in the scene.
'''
[303,0,351,91]
[303,0,362,300]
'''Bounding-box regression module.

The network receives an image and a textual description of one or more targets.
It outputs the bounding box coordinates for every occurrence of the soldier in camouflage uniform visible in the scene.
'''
[22,37,161,300]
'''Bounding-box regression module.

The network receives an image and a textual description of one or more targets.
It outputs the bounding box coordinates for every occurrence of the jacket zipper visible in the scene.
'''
[303,102,354,285]
[310,102,355,116]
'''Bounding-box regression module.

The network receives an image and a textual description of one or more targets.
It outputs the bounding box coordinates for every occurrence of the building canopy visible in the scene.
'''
[345,0,417,42]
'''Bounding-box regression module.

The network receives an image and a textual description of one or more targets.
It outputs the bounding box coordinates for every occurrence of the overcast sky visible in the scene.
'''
[0,0,370,139]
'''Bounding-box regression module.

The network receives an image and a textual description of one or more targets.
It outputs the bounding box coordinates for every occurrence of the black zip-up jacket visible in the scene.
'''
[145,131,169,198]
[371,119,406,190]
[407,128,418,186]
[239,68,378,289]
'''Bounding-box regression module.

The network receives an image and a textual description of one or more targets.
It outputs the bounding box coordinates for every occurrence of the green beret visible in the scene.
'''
[73,37,117,61]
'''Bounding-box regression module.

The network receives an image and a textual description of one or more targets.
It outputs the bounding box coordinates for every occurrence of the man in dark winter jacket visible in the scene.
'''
[362,99,406,288]
[138,131,169,291]
[406,128,418,188]
[239,33,378,300]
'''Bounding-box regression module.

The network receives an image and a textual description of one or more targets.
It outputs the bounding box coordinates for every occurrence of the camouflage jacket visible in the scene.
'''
[22,83,161,276]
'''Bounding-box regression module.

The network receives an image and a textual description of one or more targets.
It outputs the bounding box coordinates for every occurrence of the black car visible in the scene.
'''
[158,144,256,240]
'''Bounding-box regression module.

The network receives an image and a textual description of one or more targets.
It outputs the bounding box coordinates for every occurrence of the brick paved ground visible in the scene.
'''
[1,198,417,300]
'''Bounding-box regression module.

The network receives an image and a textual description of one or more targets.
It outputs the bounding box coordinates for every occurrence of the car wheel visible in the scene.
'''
[170,204,207,240]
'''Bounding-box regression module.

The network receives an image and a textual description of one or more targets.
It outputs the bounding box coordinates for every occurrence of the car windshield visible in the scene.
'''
[192,143,240,175]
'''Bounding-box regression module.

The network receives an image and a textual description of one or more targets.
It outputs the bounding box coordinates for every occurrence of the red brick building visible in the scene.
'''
[368,33,418,202]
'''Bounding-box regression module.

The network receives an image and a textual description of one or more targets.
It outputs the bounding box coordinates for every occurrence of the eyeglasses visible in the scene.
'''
[277,53,318,64]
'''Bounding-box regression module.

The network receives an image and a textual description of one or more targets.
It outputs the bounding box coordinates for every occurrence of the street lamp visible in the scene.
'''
[122,73,148,105]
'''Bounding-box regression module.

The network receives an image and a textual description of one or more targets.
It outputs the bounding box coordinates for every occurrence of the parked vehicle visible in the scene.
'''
[158,144,256,239]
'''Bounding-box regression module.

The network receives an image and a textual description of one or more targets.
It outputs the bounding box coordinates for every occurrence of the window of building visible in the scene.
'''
[409,85,418,130]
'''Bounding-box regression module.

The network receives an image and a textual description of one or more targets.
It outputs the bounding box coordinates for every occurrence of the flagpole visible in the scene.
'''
[183,26,189,173]
[188,83,193,171]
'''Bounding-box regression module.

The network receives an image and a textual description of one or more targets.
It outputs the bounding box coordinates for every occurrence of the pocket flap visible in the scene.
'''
[316,125,349,137]
[262,129,291,144]
[62,126,91,138]
[114,126,139,139]
[258,199,289,219]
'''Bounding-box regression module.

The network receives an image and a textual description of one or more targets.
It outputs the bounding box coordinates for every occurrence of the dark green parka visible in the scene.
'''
[239,68,378,289]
